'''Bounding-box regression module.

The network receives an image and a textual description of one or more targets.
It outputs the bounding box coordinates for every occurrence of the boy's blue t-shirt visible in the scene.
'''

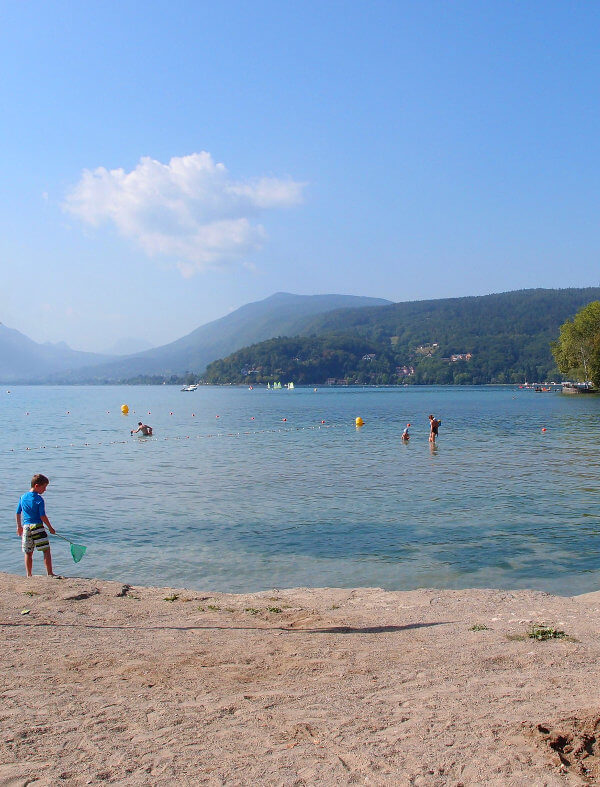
[16,491,46,525]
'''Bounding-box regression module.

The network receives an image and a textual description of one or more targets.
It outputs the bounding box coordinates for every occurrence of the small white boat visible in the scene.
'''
[181,384,198,392]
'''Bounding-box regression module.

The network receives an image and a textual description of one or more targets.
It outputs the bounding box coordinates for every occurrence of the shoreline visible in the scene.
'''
[2,572,600,785]
[0,381,563,387]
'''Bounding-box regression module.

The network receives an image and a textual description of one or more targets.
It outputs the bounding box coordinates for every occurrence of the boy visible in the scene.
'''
[401,423,410,441]
[16,473,56,577]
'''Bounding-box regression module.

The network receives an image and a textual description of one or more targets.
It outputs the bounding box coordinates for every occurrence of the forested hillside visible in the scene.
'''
[203,288,600,385]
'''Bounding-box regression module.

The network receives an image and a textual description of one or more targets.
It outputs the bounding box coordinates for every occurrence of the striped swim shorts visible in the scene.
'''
[22,524,50,554]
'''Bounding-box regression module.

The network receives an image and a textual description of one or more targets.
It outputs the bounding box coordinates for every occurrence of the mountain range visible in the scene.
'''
[0,322,117,382]
[3,287,599,384]
[0,293,390,383]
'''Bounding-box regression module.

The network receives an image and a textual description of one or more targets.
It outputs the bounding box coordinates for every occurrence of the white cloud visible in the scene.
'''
[64,152,305,273]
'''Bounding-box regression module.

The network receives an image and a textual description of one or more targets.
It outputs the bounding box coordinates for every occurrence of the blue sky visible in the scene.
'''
[1,1,599,352]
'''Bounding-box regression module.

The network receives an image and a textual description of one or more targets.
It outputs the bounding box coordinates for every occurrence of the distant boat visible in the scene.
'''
[562,382,596,394]
[181,384,198,392]
[286,382,295,389]
[273,381,282,389]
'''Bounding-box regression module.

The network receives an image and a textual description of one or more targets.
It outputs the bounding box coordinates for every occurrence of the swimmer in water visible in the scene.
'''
[401,423,410,441]
[131,422,153,436]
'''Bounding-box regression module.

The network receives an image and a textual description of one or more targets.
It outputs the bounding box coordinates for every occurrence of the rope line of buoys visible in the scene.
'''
[15,407,351,425]
[2,422,347,454]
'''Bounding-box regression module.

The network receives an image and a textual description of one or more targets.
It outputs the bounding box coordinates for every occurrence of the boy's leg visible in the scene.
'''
[43,548,54,577]
[24,552,33,577]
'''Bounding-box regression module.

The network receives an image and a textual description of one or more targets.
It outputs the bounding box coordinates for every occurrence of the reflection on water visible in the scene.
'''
[1,384,599,594]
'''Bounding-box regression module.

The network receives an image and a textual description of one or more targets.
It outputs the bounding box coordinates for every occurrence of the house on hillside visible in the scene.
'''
[450,353,473,362]
[396,366,415,377]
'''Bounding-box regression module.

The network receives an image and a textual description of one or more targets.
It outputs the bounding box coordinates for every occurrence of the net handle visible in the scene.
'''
[52,532,76,545]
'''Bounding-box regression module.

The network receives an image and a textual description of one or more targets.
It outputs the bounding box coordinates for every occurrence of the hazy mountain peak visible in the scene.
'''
[10,292,390,382]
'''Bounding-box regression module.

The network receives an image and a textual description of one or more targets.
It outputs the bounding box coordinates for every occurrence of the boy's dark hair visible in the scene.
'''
[31,473,49,488]
[138,421,143,425]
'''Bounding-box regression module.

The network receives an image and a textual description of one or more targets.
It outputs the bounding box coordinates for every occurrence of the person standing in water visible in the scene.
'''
[401,423,410,441]
[428,414,441,443]
[131,422,153,436]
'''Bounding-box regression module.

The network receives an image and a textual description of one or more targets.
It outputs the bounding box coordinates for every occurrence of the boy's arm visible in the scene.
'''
[41,514,55,535]
[16,512,22,536]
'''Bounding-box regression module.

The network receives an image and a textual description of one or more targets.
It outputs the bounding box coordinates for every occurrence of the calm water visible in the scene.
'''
[1,385,599,595]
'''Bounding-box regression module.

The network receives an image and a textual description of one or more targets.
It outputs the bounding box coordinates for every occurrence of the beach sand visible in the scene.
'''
[2,573,600,786]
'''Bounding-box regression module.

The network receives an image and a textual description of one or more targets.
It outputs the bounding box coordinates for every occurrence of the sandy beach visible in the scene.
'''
[2,573,600,786]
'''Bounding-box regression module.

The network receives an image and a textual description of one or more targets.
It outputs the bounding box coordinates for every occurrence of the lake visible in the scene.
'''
[1,384,599,595]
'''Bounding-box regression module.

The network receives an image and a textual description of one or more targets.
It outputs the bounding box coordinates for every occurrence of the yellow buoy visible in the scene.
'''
[121,404,129,415]
[355,416,364,427]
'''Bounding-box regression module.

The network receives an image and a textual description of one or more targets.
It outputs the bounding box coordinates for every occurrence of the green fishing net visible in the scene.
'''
[70,543,87,563]
[54,533,87,563]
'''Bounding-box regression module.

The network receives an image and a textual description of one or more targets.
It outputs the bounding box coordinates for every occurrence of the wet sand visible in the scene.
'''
[2,572,600,786]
